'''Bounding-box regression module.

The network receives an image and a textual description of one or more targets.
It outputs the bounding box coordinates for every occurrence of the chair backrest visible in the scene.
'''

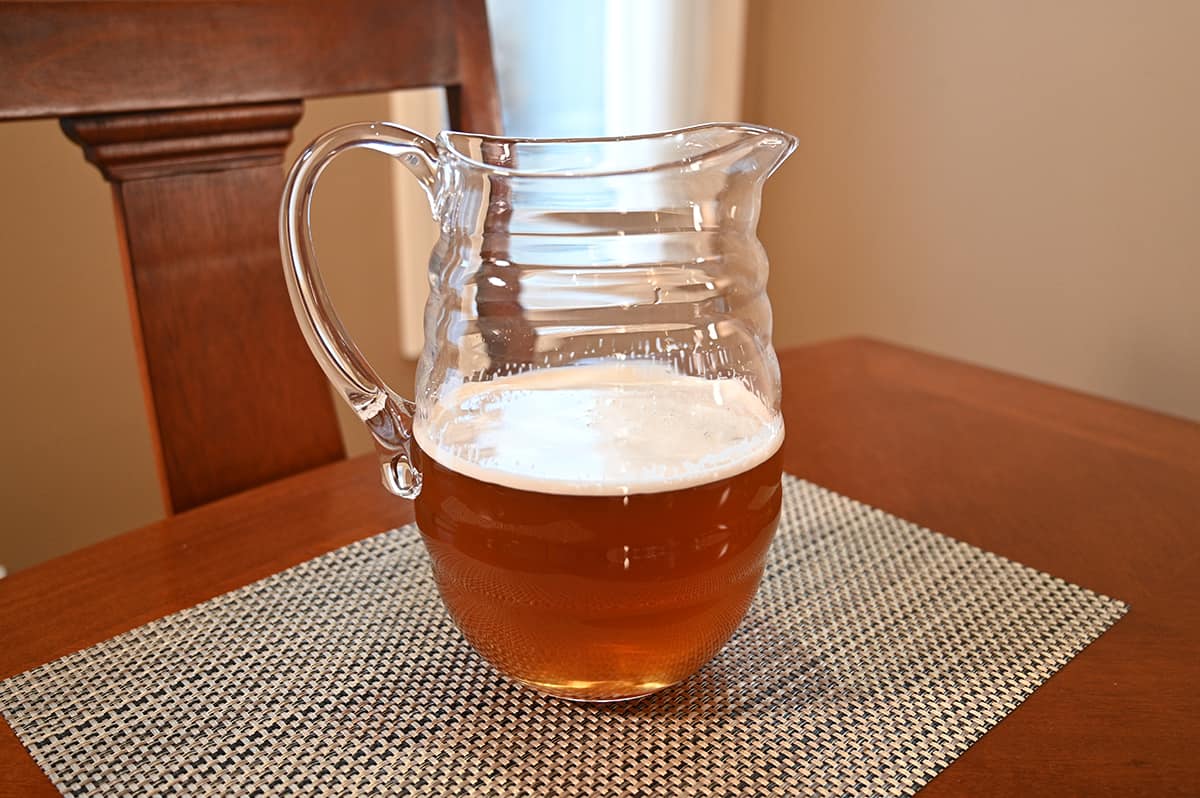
[0,0,501,512]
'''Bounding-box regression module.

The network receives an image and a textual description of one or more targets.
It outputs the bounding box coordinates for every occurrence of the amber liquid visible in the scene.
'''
[412,443,783,701]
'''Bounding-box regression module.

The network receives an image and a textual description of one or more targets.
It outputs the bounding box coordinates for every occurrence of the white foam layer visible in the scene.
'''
[414,362,783,496]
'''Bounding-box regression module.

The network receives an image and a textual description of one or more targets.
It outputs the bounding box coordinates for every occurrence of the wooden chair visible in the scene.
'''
[0,0,501,512]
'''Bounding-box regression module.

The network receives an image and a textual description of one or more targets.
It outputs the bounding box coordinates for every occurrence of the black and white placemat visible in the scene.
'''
[0,475,1127,797]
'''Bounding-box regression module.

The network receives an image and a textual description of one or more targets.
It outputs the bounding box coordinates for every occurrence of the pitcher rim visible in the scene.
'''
[437,122,797,180]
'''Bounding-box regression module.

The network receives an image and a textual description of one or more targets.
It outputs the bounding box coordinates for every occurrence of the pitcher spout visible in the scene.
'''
[710,123,798,182]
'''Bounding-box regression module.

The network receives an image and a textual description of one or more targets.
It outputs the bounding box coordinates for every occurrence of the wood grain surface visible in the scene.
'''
[0,1,461,120]
[1,339,1197,796]
[63,104,348,512]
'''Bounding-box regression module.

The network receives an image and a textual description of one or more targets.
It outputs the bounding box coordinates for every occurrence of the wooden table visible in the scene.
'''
[2,338,1198,796]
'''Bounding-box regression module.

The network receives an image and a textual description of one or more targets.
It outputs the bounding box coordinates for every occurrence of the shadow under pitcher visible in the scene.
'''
[280,122,796,701]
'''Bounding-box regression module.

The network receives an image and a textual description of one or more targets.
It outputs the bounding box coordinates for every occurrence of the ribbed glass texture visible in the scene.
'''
[419,124,796,420]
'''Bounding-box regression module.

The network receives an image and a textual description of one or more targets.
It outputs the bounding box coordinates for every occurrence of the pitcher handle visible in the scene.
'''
[280,122,439,499]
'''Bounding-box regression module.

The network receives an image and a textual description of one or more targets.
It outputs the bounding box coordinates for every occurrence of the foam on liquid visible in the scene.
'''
[413,361,783,496]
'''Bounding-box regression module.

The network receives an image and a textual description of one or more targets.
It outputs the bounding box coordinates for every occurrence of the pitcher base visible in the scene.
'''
[513,676,682,703]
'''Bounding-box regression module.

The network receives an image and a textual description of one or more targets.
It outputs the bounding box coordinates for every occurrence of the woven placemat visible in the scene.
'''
[1,475,1126,797]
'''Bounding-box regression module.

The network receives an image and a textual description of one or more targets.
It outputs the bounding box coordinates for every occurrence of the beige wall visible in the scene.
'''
[745,0,1200,422]
[0,93,412,572]
[1,118,156,571]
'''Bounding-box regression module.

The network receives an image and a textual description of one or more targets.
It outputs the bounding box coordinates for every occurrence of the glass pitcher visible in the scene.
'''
[281,122,796,701]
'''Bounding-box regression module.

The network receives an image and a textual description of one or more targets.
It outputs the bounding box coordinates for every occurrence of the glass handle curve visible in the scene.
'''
[279,122,439,499]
